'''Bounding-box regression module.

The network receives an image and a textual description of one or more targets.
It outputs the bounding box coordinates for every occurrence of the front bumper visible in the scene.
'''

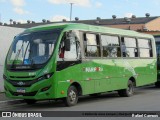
[4,78,55,100]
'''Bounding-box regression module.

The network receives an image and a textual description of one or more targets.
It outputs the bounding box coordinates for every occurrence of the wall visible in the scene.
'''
[0,26,24,92]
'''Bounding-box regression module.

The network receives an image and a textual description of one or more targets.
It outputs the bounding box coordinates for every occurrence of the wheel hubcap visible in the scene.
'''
[69,90,76,102]
[128,84,133,94]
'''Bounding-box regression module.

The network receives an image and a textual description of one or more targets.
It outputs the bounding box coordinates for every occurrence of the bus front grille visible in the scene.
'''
[10,76,35,79]
[6,79,38,87]
[9,90,38,96]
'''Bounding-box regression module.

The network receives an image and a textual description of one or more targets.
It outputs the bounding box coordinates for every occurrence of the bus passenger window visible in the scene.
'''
[121,37,138,57]
[84,33,100,57]
[57,31,81,71]
[138,39,152,57]
[101,35,121,57]
[58,31,80,61]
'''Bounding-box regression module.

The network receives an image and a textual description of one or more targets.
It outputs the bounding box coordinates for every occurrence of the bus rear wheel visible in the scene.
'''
[24,99,37,105]
[118,80,134,97]
[64,86,78,106]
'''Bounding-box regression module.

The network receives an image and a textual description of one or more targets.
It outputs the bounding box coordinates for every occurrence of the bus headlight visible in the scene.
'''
[3,74,7,80]
[37,73,53,81]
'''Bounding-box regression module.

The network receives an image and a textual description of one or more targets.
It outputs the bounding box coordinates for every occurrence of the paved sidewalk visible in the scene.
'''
[0,92,11,101]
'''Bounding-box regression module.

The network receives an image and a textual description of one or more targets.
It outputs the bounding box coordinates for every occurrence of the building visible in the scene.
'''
[2,14,160,35]
[0,26,24,92]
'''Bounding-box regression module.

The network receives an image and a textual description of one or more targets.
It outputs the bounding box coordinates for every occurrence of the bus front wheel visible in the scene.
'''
[118,80,134,97]
[64,86,78,106]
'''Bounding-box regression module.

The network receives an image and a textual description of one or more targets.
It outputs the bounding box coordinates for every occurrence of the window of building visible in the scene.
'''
[138,38,153,57]
[101,35,121,57]
[84,33,100,57]
[121,37,138,57]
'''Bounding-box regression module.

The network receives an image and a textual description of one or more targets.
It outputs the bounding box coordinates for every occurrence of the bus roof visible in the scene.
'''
[25,23,153,39]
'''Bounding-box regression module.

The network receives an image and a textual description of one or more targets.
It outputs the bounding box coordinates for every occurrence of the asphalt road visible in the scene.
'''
[0,85,160,112]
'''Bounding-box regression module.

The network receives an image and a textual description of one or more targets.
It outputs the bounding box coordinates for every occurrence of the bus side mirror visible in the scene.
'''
[64,39,70,51]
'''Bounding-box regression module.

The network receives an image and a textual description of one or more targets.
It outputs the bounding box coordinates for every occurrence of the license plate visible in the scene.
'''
[16,88,26,93]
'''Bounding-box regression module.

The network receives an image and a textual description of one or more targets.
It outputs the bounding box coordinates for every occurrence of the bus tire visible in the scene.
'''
[64,86,78,107]
[118,80,134,97]
[24,99,37,105]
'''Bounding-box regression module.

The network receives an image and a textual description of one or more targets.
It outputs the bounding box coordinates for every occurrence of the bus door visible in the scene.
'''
[56,31,82,93]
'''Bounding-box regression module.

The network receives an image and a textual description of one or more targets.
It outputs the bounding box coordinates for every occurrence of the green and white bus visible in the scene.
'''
[3,23,157,106]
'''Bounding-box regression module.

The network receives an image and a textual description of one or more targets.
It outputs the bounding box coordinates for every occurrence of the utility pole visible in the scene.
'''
[70,3,74,21]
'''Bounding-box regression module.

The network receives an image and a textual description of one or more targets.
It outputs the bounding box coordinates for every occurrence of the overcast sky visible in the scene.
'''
[0,0,160,23]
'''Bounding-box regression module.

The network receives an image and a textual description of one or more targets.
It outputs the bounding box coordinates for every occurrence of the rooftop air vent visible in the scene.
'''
[13,21,16,25]
[75,17,79,21]
[32,21,35,23]
[97,17,101,20]
[27,20,31,24]
[132,15,136,18]
[17,22,21,24]
[9,19,13,24]
[47,20,50,23]
[112,15,116,19]
[145,13,150,18]
[42,19,46,23]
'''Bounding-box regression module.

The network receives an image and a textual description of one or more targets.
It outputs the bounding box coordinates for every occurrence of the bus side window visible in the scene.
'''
[58,32,80,61]
[138,38,153,58]
[84,33,100,57]
[121,37,138,57]
[101,35,120,57]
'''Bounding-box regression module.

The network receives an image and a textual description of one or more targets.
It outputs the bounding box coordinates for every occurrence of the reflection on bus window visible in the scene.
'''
[101,35,121,57]
[84,33,100,57]
[121,37,138,57]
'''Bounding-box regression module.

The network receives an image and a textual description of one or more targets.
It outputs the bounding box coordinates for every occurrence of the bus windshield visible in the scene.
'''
[7,30,60,69]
